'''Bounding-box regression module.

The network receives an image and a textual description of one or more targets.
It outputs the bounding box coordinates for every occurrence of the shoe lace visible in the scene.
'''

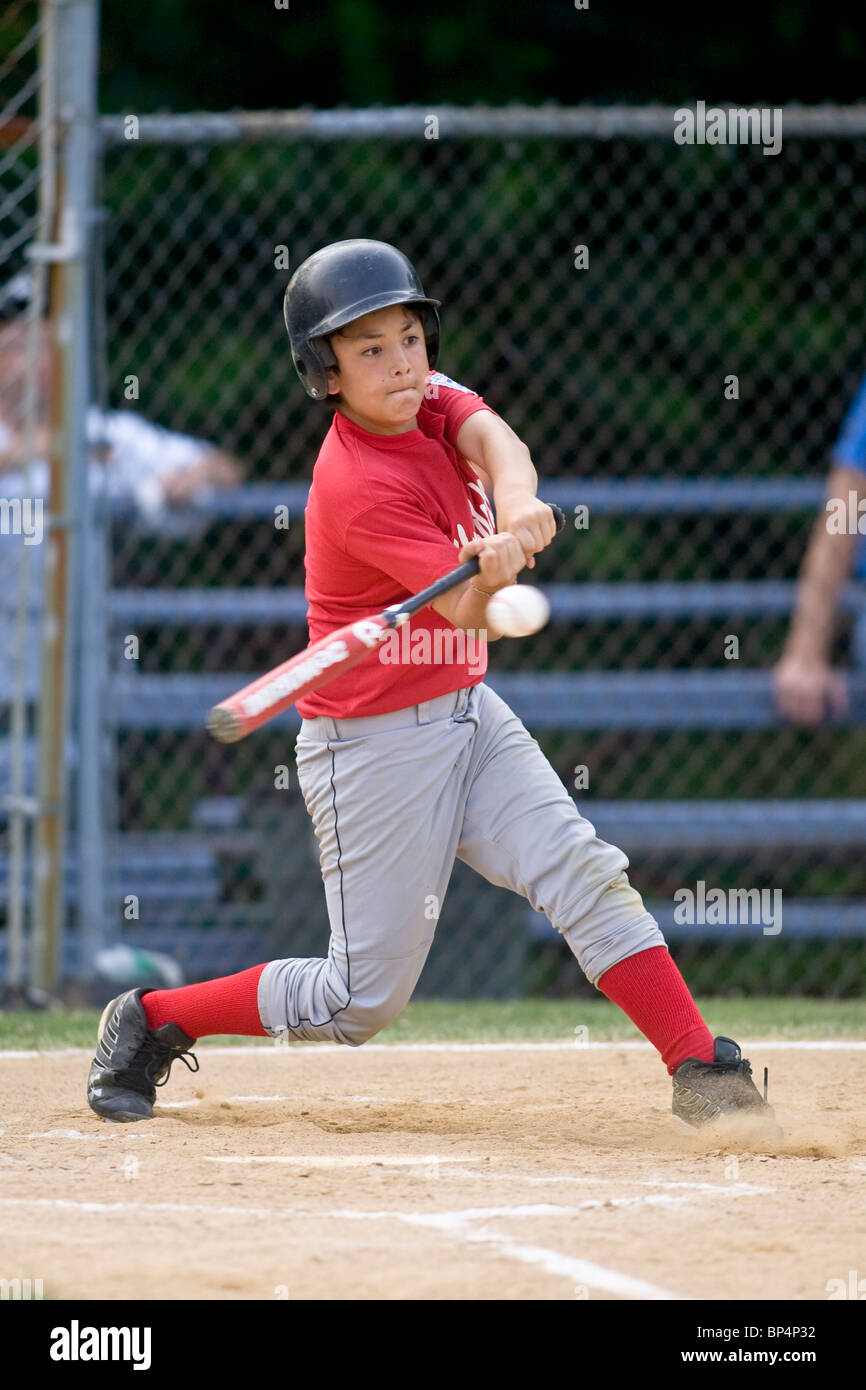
[690,1046,750,1078]
[714,1057,751,1076]
[710,1054,772,1103]
[140,1034,200,1088]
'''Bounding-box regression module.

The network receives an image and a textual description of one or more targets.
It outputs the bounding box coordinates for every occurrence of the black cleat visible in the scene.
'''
[87,988,199,1123]
[672,1036,781,1132]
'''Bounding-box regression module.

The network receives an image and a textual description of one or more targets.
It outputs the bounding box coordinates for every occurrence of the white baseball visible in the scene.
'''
[485,584,550,638]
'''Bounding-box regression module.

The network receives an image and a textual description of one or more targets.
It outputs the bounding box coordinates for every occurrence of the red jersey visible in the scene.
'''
[297,371,498,718]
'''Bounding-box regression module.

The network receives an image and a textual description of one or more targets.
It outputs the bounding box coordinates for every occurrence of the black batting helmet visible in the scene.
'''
[283,239,441,400]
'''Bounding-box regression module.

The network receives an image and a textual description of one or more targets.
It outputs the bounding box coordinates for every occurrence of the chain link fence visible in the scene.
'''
[6,98,866,997]
[0,0,45,995]
[1,0,101,998]
[0,2,40,263]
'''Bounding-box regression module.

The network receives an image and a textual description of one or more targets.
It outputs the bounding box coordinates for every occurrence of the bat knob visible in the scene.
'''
[548,502,566,533]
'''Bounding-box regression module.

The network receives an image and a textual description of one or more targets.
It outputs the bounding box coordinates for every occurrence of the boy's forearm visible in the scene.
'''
[474,416,538,500]
[450,581,502,640]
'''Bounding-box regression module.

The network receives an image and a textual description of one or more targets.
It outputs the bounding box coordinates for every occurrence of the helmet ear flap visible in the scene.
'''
[314,335,337,372]
[419,305,440,370]
[289,343,332,400]
[304,336,338,402]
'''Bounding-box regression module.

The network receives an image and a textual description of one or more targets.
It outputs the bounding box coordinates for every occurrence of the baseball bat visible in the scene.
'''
[206,502,566,743]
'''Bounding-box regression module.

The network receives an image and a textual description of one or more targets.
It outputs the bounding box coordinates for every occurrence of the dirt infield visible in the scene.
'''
[1,1041,864,1301]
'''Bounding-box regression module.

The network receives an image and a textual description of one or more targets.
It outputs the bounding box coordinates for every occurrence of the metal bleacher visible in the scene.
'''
[101,476,866,743]
[107,477,866,949]
[4,476,866,977]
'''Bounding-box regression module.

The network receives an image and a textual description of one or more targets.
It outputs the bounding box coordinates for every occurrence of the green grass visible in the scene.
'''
[1,997,865,1051]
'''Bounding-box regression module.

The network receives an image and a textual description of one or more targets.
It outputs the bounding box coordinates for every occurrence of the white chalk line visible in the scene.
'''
[152,1094,562,1109]
[641,1179,772,1193]
[221,1094,509,1105]
[197,1154,774,1205]
[25,1128,156,1141]
[327,1206,685,1299]
[226,1094,292,1102]
[454,1224,683,1299]
[0,1195,685,1300]
[202,1154,484,1169]
[0,1125,793,1198]
[470,1173,774,1199]
[409,1178,775,1210]
[0,1195,276,1219]
[3,1038,866,1060]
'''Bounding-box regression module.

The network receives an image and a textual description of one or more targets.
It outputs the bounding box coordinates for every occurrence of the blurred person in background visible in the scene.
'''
[0,275,245,997]
[0,272,242,518]
[773,379,866,725]
[0,271,243,681]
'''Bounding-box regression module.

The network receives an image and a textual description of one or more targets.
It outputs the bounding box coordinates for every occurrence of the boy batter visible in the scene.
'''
[87,240,777,1132]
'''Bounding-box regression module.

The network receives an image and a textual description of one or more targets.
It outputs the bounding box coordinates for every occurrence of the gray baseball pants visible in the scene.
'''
[258,681,666,1043]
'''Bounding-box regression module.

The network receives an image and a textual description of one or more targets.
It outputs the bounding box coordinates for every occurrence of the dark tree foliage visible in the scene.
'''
[98,0,866,112]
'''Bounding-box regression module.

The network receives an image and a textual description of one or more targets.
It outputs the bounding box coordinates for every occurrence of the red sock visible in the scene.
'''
[141,963,269,1039]
[597,946,715,1074]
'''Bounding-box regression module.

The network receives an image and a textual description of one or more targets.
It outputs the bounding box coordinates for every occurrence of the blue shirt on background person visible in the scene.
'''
[832,373,866,578]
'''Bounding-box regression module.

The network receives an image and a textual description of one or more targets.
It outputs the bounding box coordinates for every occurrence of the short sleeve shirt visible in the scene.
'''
[297,371,498,718]
[831,375,866,577]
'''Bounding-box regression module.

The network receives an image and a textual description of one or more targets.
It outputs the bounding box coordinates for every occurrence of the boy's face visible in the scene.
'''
[325,304,429,435]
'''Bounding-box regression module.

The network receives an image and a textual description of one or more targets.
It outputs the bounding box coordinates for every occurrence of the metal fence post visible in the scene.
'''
[2,2,52,997]
[30,0,100,992]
